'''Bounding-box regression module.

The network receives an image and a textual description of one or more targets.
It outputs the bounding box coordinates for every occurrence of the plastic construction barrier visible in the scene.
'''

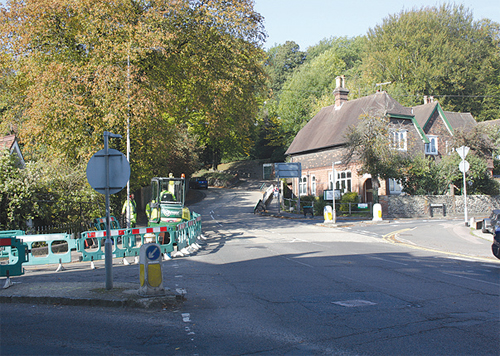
[77,228,129,262]
[0,230,25,259]
[175,213,202,251]
[128,226,175,259]
[22,233,77,266]
[0,235,28,277]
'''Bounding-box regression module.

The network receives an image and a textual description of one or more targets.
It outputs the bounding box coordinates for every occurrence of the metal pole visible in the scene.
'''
[104,131,113,290]
[463,156,468,226]
[332,161,341,224]
[126,51,131,228]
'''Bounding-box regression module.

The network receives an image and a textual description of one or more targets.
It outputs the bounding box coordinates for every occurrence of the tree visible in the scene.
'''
[0,150,39,229]
[343,115,409,203]
[362,4,500,119]
[265,41,306,93]
[0,0,266,185]
[277,48,346,143]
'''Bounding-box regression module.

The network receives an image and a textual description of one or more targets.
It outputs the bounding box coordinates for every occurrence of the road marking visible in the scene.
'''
[370,256,408,266]
[441,271,499,286]
[182,313,191,322]
[332,299,377,307]
[384,229,500,264]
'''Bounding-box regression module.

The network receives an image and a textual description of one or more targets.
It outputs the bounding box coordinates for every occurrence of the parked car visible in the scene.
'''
[189,177,208,189]
[481,209,500,234]
[492,228,500,259]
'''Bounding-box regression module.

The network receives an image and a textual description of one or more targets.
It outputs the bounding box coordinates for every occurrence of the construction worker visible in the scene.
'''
[145,200,159,221]
[160,189,176,202]
[122,194,137,228]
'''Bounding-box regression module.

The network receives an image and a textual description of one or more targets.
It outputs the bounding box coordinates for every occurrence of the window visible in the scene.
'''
[388,178,403,194]
[299,176,307,196]
[328,172,334,190]
[425,136,438,155]
[310,176,317,196]
[336,170,352,193]
[391,130,407,151]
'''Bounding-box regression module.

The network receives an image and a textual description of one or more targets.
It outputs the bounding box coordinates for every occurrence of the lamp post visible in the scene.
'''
[332,161,342,224]
[126,51,131,228]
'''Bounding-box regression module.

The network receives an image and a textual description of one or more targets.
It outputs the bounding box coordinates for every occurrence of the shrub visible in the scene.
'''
[340,192,359,212]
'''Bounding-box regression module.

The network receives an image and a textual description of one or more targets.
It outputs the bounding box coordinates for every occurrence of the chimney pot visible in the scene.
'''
[333,75,349,108]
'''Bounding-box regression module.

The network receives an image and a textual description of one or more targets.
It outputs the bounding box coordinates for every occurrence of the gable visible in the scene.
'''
[1,134,25,168]
[286,92,413,155]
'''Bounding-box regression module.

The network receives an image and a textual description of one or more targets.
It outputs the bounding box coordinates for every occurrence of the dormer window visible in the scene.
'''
[390,130,407,151]
[425,136,438,155]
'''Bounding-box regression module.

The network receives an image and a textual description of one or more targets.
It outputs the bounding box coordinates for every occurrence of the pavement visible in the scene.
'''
[1,182,498,309]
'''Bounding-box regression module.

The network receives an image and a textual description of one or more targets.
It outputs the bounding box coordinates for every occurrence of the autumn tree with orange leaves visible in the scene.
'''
[0,0,266,187]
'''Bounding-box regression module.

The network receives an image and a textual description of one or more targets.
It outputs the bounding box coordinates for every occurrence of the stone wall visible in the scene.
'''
[379,195,500,219]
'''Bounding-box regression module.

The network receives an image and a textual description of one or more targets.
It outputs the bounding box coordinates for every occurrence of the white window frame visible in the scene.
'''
[336,170,352,194]
[425,135,438,155]
[388,178,403,195]
[390,130,407,151]
[299,176,307,196]
[328,172,334,190]
[310,175,317,196]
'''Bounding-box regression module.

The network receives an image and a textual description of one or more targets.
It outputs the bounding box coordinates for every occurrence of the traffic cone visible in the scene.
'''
[90,256,96,270]
[123,253,130,265]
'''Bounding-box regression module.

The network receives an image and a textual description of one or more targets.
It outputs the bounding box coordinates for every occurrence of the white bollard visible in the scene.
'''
[372,203,383,222]
[324,206,333,223]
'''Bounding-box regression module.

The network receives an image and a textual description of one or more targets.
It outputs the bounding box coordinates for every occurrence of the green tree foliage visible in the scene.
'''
[0,150,108,230]
[0,150,39,229]
[362,4,500,119]
[265,41,306,93]
[0,0,266,186]
[343,115,409,203]
[277,48,346,142]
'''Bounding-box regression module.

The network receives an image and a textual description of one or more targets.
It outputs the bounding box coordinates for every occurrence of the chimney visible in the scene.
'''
[423,95,435,105]
[333,75,349,109]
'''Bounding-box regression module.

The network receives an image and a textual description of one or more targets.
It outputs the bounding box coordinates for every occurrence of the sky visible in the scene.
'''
[254,0,500,50]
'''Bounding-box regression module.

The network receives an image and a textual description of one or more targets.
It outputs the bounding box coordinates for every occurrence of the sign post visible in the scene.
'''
[456,146,470,226]
[275,163,302,214]
[86,131,130,290]
[332,161,342,224]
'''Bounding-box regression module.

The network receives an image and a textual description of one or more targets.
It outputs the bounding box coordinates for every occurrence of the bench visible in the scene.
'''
[430,203,445,217]
[303,206,314,218]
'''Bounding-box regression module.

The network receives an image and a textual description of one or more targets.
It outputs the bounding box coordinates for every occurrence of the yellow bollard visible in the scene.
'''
[323,206,333,223]
[138,242,165,296]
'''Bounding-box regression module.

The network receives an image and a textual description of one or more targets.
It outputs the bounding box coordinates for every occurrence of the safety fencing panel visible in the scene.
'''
[128,226,175,259]
[0,230,25,259]
[77,228,129,262]
[0,235,28,277]
[22,233,78,266]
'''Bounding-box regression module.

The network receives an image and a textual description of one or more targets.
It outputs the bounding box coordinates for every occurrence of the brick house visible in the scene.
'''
[285,76,477,202]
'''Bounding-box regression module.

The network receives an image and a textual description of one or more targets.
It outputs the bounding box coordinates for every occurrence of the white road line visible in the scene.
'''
[370,256,409,266]
[441,271,499,286]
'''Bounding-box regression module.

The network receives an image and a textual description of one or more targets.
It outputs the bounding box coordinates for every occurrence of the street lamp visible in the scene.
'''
[332,161,342,224]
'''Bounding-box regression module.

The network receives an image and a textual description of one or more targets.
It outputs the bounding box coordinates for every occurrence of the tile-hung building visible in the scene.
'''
[285,76,477,202]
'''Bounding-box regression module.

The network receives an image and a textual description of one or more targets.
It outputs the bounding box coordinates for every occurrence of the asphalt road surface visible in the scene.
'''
[1,182,499,355]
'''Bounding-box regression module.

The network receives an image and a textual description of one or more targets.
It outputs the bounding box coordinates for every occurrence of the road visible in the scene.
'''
[2,182,499,355]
